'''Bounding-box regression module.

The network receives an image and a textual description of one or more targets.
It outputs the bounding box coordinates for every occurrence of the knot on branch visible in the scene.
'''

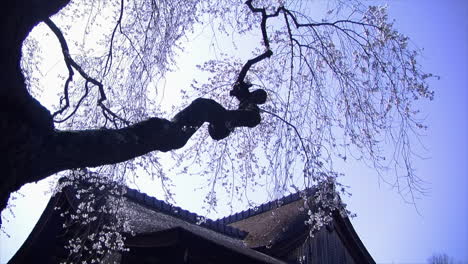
[204,81,266,140]
[230,81,267,107]
[172,47,271,141]
[208,123,231,140]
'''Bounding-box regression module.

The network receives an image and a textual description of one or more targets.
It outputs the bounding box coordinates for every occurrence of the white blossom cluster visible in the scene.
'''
[305,175,353,237]
[54,169,132,264]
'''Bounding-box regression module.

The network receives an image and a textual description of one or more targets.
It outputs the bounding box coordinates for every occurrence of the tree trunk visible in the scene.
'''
[1,0,71,225]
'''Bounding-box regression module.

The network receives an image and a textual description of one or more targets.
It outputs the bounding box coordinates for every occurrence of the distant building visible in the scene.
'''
[9,182,375,263]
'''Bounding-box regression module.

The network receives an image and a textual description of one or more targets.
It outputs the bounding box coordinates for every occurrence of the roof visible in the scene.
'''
[9,180,375,264]
[123,227,287,264]
[124,187,247,239]
[215,188,316,225]
[214,188,375,264]
[9,182,286,264]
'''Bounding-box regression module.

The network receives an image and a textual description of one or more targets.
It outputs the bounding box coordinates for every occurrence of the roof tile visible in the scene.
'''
[214,188,316,225]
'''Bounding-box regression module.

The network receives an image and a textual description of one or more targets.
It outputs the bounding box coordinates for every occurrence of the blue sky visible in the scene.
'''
[343,1,468,263]
[1,1,467,263]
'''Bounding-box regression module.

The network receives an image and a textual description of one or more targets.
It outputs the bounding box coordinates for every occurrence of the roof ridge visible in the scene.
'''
[124,187,248,239]
[214,188,316,225]
[61,177,314,240]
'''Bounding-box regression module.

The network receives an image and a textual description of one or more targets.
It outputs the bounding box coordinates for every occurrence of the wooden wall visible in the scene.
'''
[288,227,356,264]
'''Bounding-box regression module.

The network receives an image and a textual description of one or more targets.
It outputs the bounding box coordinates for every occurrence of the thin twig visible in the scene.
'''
[260,108,310,168]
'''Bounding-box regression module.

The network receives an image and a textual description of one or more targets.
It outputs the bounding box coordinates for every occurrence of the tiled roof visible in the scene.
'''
[124,188,248,239]
[63,178,314,241]
[214,188,316,225]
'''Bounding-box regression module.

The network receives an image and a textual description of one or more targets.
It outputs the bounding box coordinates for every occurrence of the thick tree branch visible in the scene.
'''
[38,98,263,178]
[235,50,273,85]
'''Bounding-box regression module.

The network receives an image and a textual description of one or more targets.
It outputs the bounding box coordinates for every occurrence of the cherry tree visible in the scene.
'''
[1,0,434,261]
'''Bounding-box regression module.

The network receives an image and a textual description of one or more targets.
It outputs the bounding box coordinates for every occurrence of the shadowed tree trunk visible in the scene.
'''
[1,0,71,223]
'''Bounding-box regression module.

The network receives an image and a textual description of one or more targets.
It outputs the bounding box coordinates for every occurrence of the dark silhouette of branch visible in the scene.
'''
[44,17,130,126]
[245,0,281,49]
[39,97,263,178]
[103,0,124,77]
[235,50,273,85]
